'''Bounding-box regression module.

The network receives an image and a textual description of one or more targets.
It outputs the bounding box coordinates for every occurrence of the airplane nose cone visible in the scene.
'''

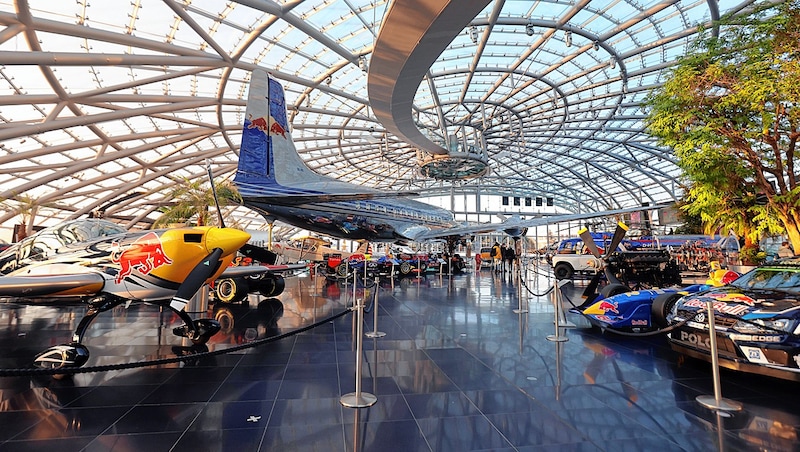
[205,227,251,256]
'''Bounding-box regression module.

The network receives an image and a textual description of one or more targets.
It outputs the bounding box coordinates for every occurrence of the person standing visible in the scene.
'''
[474,252,482,271]
[778,241,794,258]
[491,242,502,273]
[503,242,516,274]
[499,243,507,273]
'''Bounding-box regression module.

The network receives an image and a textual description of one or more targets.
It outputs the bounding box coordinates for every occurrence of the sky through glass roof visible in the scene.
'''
[0,0,762,240]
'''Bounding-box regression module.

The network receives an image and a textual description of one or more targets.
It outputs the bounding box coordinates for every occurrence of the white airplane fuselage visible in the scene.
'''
[234,70,458,243]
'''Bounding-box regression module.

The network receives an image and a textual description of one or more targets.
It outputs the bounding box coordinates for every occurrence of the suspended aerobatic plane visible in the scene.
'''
[234,70,664,246]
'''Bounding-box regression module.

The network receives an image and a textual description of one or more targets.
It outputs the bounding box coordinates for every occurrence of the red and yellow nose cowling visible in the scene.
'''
[146,227,251,284]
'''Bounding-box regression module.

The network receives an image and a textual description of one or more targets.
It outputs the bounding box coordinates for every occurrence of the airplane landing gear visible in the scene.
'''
[33,343,90,371]
[172,318,221,345]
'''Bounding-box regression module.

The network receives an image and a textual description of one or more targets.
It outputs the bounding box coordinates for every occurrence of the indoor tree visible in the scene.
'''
[153,177,242,228]
[646,0,800,252]
[4,193,55,240]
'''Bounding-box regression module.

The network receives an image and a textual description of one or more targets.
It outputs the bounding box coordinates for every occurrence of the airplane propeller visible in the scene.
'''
[170,247,224,342]
[580,222,628,299]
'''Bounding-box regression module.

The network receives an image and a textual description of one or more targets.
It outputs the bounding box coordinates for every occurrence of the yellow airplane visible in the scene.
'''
[0,218,301,370]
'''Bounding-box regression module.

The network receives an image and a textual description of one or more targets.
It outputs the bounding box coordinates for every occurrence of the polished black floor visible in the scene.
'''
[1,263,799,451]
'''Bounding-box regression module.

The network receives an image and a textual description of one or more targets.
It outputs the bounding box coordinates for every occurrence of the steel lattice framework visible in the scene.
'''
[0,0,764,237]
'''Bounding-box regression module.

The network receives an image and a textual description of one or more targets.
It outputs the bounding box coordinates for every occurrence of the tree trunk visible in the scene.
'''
[779,210,800,253]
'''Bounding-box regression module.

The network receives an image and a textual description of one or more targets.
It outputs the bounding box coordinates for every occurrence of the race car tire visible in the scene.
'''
[215,277,249,304]
[651,292,682,328]
[336,263,349,278]
[399,261,413,275]
[553,263,574,280]
[599,283,628,298]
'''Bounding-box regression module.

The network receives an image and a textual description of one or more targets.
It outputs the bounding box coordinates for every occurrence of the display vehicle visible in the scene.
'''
[571,264,739,332]
[667,258,800,381]
[0,218,302,369]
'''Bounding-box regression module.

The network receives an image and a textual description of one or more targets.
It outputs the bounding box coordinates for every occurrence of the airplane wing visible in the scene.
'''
[412,203,671,241]
[220,263,308,279]
[0,273,105,298]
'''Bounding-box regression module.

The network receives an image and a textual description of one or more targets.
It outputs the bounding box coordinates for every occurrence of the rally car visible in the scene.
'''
[666,258,800,382]
[571,264,739,332]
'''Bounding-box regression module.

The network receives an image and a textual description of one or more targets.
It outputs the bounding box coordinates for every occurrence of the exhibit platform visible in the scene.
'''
[0,266,797,451]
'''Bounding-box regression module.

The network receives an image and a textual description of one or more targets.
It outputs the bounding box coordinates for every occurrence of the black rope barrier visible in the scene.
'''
[519,263,556,297]
[0,308,353,378]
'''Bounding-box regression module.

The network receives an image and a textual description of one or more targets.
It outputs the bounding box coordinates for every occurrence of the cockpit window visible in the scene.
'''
[51,219,127,244]
[0,219,127,273]
[22,220,127,261]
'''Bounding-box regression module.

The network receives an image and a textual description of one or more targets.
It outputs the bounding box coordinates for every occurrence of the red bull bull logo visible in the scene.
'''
[111,232,173,284]
[269,121,286,138]
[708,292,757,306]
[246,114,287,138]
[247,115,269,133]
[598,301,619,314]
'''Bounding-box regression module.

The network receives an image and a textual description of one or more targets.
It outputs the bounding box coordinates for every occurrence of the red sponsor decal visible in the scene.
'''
[247,115,269,133]
[598,300,619,314]
[269,121,286,138]
[111,232,173,283]
[246,115,287,138]
[707,292,756,306]
[683,298,750,317]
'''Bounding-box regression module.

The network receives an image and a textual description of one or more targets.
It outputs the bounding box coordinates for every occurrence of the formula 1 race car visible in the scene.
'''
[667,258,800,382]
[571,264,739,332]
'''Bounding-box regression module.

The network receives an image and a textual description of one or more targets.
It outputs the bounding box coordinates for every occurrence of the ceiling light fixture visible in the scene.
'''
[525,23,534,36]
[564,30,571,47]
[593,41,599,51]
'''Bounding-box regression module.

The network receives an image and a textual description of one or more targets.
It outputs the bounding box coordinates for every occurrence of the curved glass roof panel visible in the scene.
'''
[0,0,759,238]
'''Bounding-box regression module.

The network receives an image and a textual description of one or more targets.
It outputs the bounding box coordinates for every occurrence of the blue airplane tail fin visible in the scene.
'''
[235,70,320,197]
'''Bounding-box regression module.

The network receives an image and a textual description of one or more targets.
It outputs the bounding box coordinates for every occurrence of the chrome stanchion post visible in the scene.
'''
[696,300,742,414]
[554,339,564,401]
[557,280,576,328]
[341,290,377,408]
[365,276,385,338]
[547,280,569,342]
[513,264,527,314]
[351,267,357,309]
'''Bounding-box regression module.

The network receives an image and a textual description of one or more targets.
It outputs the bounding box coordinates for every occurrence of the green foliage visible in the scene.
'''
[154,178,242,228]
[646,0,800,250]
[4,193,58,237]
[740,244,767,266]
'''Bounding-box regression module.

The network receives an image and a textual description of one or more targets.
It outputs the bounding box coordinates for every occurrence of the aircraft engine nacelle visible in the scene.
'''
[213,273,286,303]
[254,274,285,297]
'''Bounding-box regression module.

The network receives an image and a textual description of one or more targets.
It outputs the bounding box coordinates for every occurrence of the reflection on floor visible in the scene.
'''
[1,265,798,451]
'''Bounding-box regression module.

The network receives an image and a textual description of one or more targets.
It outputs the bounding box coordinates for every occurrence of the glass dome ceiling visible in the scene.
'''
[0,0,759,236]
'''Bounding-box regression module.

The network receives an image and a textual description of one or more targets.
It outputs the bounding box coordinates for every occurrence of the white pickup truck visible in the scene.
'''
[551,236,681,288]
[550,237,606,280]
